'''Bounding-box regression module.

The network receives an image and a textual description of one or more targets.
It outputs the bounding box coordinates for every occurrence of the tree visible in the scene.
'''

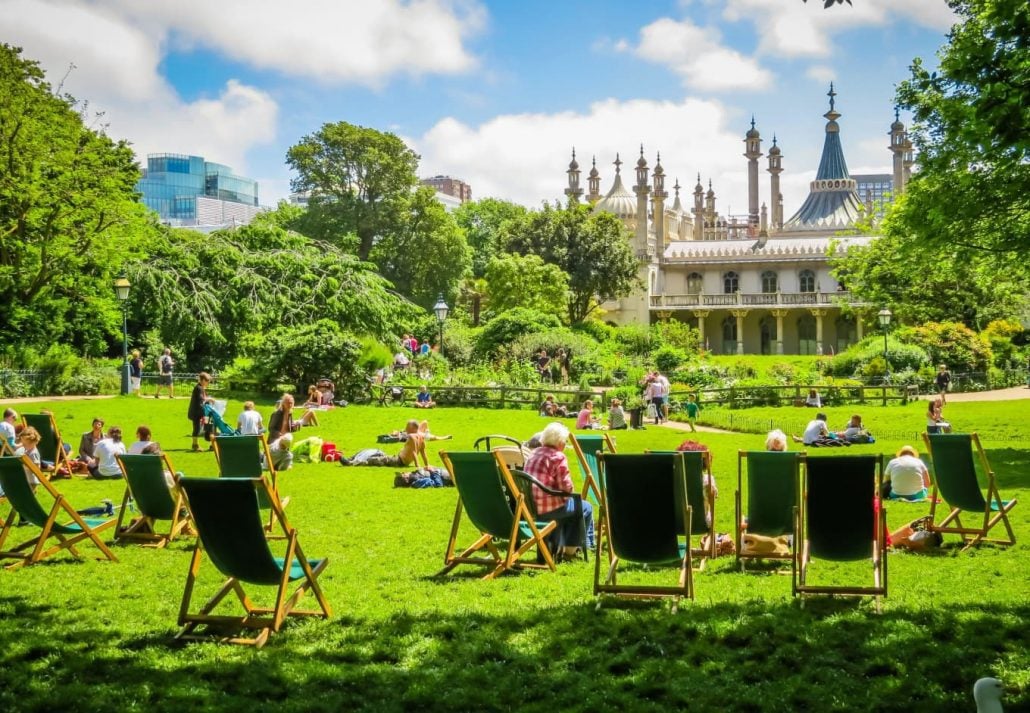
[370,187,471,309]
[0,44,153,356]
[484,253,568,316]
[286,122,419,260]
[452,198,529,277]
[500,202,640,324]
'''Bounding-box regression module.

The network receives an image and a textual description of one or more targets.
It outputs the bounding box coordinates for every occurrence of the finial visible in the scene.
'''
[613,153,622,174]
[828,82,836,111]
[656,151,661,163]
[571,147,576,160]
[708,179,713,190]
[674,179,681,196]
[639,143,644,158]
[772,134,778,146]
[894,106,900,122]
[751,115,756,130]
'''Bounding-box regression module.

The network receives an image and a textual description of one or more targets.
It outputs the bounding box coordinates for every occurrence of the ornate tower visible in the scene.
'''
[587,156,601,205]
[888,108,910,196]
[564,148,582,203]
[767,135,783,230]
[651,152,667,249]
[744,116,763,228]
[692,174,704,241]
[633,145,651,257]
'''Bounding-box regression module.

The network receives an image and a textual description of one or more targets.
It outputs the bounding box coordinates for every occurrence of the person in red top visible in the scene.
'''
[521,421,594,559]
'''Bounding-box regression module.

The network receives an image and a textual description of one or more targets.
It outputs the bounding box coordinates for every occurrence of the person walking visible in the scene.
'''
[188,372,213,451]
[154,348,175,398]
[934,364,952,405]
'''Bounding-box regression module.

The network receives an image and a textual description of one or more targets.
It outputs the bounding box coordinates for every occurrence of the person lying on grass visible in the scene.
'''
[387,420,452,442]
[340,419,428,468]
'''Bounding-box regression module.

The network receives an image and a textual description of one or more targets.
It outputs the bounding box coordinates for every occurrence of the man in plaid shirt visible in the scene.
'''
[522,422,594,558]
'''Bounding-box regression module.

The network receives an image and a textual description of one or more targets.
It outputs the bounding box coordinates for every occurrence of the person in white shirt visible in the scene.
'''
[236,401,264,436]
[883,445,931,500]
[90,426,127,478]
[0,408,17,449]
[127,425,154,454]
[793,413,847,447]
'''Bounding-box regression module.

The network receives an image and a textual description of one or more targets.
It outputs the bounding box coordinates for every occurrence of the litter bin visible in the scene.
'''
[629,407,643,430]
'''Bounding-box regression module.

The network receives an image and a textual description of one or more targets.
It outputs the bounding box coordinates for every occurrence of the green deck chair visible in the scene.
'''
[793,455,887,611]
[647,450,718,568]
[436,451,558,579]
[0,455,118,569]
[21,412,73,477]
[922,433,1017,550]
[212,435,285,528]
[594,453,693,610]
[736,451,801,572]
[176,477,331,648]
[115,453,193,548]
[497,457,588,562]
[570,432,617,504]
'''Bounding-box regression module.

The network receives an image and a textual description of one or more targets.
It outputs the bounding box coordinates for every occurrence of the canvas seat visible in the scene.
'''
[212,435,286,529]
[792,455,887,611]
[435,451,558,579]
[569,432,617,504]
[115,453,193,548]
[736,451,802,571]
[594,453,693,610]
[21,412,73,477]
[646,450,718,568]
[176,477,330,648]
[0,455,118,569]
[473,434,529,472]
[921,432,1017,550]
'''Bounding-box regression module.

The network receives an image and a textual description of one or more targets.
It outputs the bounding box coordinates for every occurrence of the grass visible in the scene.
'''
[1,395,1028,712]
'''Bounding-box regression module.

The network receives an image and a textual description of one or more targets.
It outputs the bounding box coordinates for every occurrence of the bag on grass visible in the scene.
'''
[291,436,324,463]
[740,533,790,557]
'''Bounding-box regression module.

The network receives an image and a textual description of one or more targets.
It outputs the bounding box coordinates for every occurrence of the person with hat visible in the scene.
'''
[883,445,931,500]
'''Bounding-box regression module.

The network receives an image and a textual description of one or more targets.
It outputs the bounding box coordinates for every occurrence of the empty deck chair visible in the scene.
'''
[736,451,801,571]
[115,453,193,548]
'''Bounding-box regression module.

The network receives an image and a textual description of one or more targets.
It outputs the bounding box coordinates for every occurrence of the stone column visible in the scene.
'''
[811,308,828,356]
[693,310,710,350]
[771,309,789,355]
[856,316,864,341]
[731,309,749,355]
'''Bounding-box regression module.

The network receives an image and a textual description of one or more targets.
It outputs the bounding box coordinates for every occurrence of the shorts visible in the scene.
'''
[130,376,141,390]
[158,374,172,386]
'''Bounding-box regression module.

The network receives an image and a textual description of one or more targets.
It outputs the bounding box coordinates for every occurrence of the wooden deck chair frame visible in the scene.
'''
[922,432,1017,550]
[176,477,330,648]
[499,459,588,562]
[473,434,528,472]
[21,412,74,478]
[792,455,887,612]
[0,455,118,570]
[0,439,15,456]
[569,432,617,504]
[736,450,802,572]
[212,434,284,531]
[644,450,717,569]
[594,453,693,610]
[115,453,193,548]
[436,451,557,580]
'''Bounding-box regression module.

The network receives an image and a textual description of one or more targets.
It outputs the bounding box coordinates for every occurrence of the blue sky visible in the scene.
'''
[0,0,955,215]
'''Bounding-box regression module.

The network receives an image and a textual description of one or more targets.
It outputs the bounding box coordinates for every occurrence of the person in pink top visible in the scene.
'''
[575,399,600,430]
[522,422,594,558]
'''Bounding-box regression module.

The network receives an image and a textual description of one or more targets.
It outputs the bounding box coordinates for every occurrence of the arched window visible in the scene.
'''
[722,317,737,354]
[686,272,703,295]
[835,317,857,354]
[799,270,816,293]
[798,315,817,355]
[723,271,739,294]
[759,316,777,355]
[761,270,778,293]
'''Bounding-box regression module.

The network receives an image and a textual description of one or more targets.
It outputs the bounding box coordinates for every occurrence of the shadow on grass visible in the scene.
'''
[984,448,1030,490]
[0,593,1026,712]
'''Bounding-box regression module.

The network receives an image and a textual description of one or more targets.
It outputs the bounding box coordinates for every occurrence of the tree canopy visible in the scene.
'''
[452,198,529,278]
[484,253,568,317]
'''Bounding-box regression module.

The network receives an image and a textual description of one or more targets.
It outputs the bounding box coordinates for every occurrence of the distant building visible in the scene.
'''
[852,173,894,213]
[421,175,472,203]
[136,153,265,229]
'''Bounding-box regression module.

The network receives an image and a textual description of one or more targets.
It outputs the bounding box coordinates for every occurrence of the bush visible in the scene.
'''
[242,320,363,395]
[653,345,686,374]
[827,336,930,378]
[981,319,1026,369]
[652,320,701,354]
[475,308,561,358]
[612,323,655,356]
[896,321,992,373]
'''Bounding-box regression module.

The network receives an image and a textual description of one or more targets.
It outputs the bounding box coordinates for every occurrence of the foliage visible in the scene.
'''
[652,320,701,354]
[483,253,568,317]
[0,44,154,356]
[452,198,529,278]
[653,345,686,374]
[573,319,616,344]
[357,338,393,373]
[508,329,602,382]
[612,323,656,357]
[500,202,640,323]
[826,335,931,377]
[895,321,992,373]
[370,187,470,309]
[240,319,363,394]
[474,308,562,357]
[286,121,419,260]
[981,319,1028,369]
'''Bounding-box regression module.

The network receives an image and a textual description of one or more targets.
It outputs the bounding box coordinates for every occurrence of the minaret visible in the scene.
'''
[587,156,601,205]
[744,116,762,228]
[767,134,783,230]
[888,108,909,196]
[705,180,717,241]
[564,148,582,203]
[634,145,651,256]
[693,173,704,241]
[652,152,667,248]
[671,178,688,240]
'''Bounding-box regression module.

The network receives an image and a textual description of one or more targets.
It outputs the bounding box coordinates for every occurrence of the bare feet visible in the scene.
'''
[791,434,803,443]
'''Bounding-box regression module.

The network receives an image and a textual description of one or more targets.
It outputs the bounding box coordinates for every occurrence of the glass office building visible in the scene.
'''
[136,153,262,227]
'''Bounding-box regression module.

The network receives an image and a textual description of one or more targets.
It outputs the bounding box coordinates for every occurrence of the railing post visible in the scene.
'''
[499,386,506,410]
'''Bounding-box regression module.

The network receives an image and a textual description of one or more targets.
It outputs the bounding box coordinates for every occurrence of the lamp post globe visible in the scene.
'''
[114,275,132,395]
[433,294,449,358]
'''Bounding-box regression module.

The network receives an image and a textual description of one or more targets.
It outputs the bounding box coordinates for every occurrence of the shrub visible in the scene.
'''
[573,319,614,343]
[242,320,363,395]
[767,361,797,384]
[612,323,654,356]
[896,321,992,373]
[827,336,930,378]
[981,319,1025,369]
[475,308,561,357]
[653,345,686,374]
[652,320,701,354]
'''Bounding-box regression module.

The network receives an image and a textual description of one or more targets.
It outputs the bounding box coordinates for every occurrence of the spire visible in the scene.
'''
[613,153,622,174]
[587,155,601,204]
[565,147,582,202]
[815,84,848,179]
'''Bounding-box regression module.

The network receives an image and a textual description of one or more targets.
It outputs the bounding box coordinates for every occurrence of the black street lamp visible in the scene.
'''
[114,275,132,395]
[877,307,892,405]
[433,294,449,358]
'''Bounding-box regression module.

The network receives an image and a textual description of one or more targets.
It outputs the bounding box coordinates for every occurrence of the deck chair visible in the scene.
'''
[921,433,1017,550]
[436,451,557,579]
[793,455,887,611]
[647,450,718,568]
[21,412,73,477]
[212,435,285,529]
[0,455,118,569]
[473,434,529,472]
[569,432,617,504]
[115,453,193,548]
[497,458,588,562]
[594,453,693,610]
[736,451,802,571]
[176,477,330,648]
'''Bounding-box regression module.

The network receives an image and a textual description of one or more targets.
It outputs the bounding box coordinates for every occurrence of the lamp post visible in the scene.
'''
[114,275,132,395]
[877,307,892,406]
[433,293,449,358]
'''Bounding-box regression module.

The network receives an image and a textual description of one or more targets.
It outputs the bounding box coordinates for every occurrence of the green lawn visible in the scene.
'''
[1,396,1027,712]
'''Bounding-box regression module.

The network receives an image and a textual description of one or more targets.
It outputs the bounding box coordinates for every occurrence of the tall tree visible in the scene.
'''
[452,198,529,277]
[484,253,568,316]
[286,122,419,260]
[0,44,152,355]
[500,202,640,324]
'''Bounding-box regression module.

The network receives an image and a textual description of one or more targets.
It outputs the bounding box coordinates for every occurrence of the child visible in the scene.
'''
[684,393,702,432]
[576,400,601,430]
[237,401,264,435]
[608,398,627,430]
[414,385,436,409]
[15,426,43,486]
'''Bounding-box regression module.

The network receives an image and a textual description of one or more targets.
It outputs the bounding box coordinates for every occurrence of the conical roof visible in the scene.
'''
[594,155,636,219]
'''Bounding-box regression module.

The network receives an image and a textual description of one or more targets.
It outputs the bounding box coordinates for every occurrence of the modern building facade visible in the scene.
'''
[421,175,472,203]
[569,86,912,355]
[136,153,265,228]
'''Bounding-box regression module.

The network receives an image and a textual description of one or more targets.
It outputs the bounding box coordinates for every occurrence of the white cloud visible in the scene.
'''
[723,0,956,59]
[633,17,773,91]
[806,65,836,83]
[414,96,761,215]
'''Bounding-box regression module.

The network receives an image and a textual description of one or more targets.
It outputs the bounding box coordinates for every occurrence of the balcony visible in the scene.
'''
[649,291,858,309]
